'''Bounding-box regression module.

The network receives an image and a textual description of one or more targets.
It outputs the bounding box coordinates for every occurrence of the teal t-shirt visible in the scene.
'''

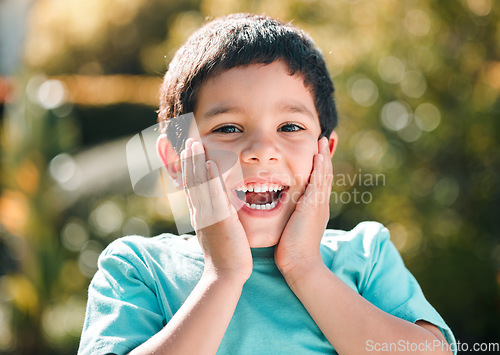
[78,221,456,354]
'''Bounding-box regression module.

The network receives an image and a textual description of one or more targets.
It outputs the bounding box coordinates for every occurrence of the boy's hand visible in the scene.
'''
[181,138,253,282]
[275,137,332,283]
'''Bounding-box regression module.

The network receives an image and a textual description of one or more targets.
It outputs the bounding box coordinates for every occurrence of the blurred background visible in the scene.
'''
[0,0,499,353]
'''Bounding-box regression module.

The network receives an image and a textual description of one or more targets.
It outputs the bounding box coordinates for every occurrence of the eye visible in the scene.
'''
[212,125,242,134]
[278,123,305,132]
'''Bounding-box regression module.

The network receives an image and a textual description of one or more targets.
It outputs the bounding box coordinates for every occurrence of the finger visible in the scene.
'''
[314,153,332,209]
[180,148,189,189]
[319,136,329,154]
[319,137,333,188]
[181,148,195,211]
[319,137,329,165]
[206,160,233,219]
[191,141,212,207]
[185,137,194,150]
[191,141,208,185]
[182,144,207,229]
[182,145,195,190]
[313,153,324,190]
[325,141,334,181]
[184,138,195,187]
[325,158,333,191]
[300,154,324,208]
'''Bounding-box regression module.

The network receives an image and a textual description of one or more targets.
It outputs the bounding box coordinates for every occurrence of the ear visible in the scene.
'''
[327,131,338,158]
[157,134,182,189]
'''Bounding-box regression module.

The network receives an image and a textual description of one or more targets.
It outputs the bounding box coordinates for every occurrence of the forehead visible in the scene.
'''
[194,60,318,124]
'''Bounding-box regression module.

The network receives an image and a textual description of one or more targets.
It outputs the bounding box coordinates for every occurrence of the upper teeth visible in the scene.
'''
[235,184,284,193]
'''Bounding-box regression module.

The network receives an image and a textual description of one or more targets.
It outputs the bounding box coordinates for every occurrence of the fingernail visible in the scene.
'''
[192,141,203,153]
[206,161,215,177]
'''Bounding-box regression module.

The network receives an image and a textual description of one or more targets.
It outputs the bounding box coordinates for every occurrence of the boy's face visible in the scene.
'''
[189,60,335,247]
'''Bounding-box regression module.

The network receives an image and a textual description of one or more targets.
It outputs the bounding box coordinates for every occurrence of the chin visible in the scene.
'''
[245,229,282,248]
[238,213,291,248]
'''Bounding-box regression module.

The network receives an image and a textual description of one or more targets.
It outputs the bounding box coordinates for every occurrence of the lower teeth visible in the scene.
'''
[245,200,278,210]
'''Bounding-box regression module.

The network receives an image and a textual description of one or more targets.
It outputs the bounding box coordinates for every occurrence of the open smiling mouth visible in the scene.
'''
[234,184,289,210]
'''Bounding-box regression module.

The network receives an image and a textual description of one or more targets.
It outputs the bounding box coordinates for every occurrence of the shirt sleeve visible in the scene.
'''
[359,223,457,354]
[78,238,165,355]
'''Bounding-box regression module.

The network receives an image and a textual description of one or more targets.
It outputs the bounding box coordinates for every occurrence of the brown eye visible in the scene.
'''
[213,125,242,133]
[278,123,304,132]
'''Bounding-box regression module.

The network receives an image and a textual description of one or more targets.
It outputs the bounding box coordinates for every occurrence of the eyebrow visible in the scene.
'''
[199,100,317,122]
[277,101,317,121]
[200,104,243,121]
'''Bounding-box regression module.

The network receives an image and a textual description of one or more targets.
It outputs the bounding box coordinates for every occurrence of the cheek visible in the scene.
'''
[294,160,314,187]
[285,142,317,185]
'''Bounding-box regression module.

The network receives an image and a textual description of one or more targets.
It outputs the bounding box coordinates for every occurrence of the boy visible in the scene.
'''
[79,14,456,354]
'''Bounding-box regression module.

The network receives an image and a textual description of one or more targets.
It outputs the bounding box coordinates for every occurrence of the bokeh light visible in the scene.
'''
[380,100,411,132]
[350,77,379,107]
[61,218,89,252]
[414,102,441,132]
[400,70,427,98]
[378,56,405,84]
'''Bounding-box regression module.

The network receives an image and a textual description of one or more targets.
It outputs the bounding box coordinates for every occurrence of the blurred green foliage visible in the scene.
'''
[0,0,499,353]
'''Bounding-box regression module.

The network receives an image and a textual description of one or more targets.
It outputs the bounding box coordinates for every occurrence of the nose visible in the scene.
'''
[240,132,280,164]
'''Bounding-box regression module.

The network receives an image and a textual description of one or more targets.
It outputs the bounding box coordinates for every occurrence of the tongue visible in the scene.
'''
[245,191,278,205]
